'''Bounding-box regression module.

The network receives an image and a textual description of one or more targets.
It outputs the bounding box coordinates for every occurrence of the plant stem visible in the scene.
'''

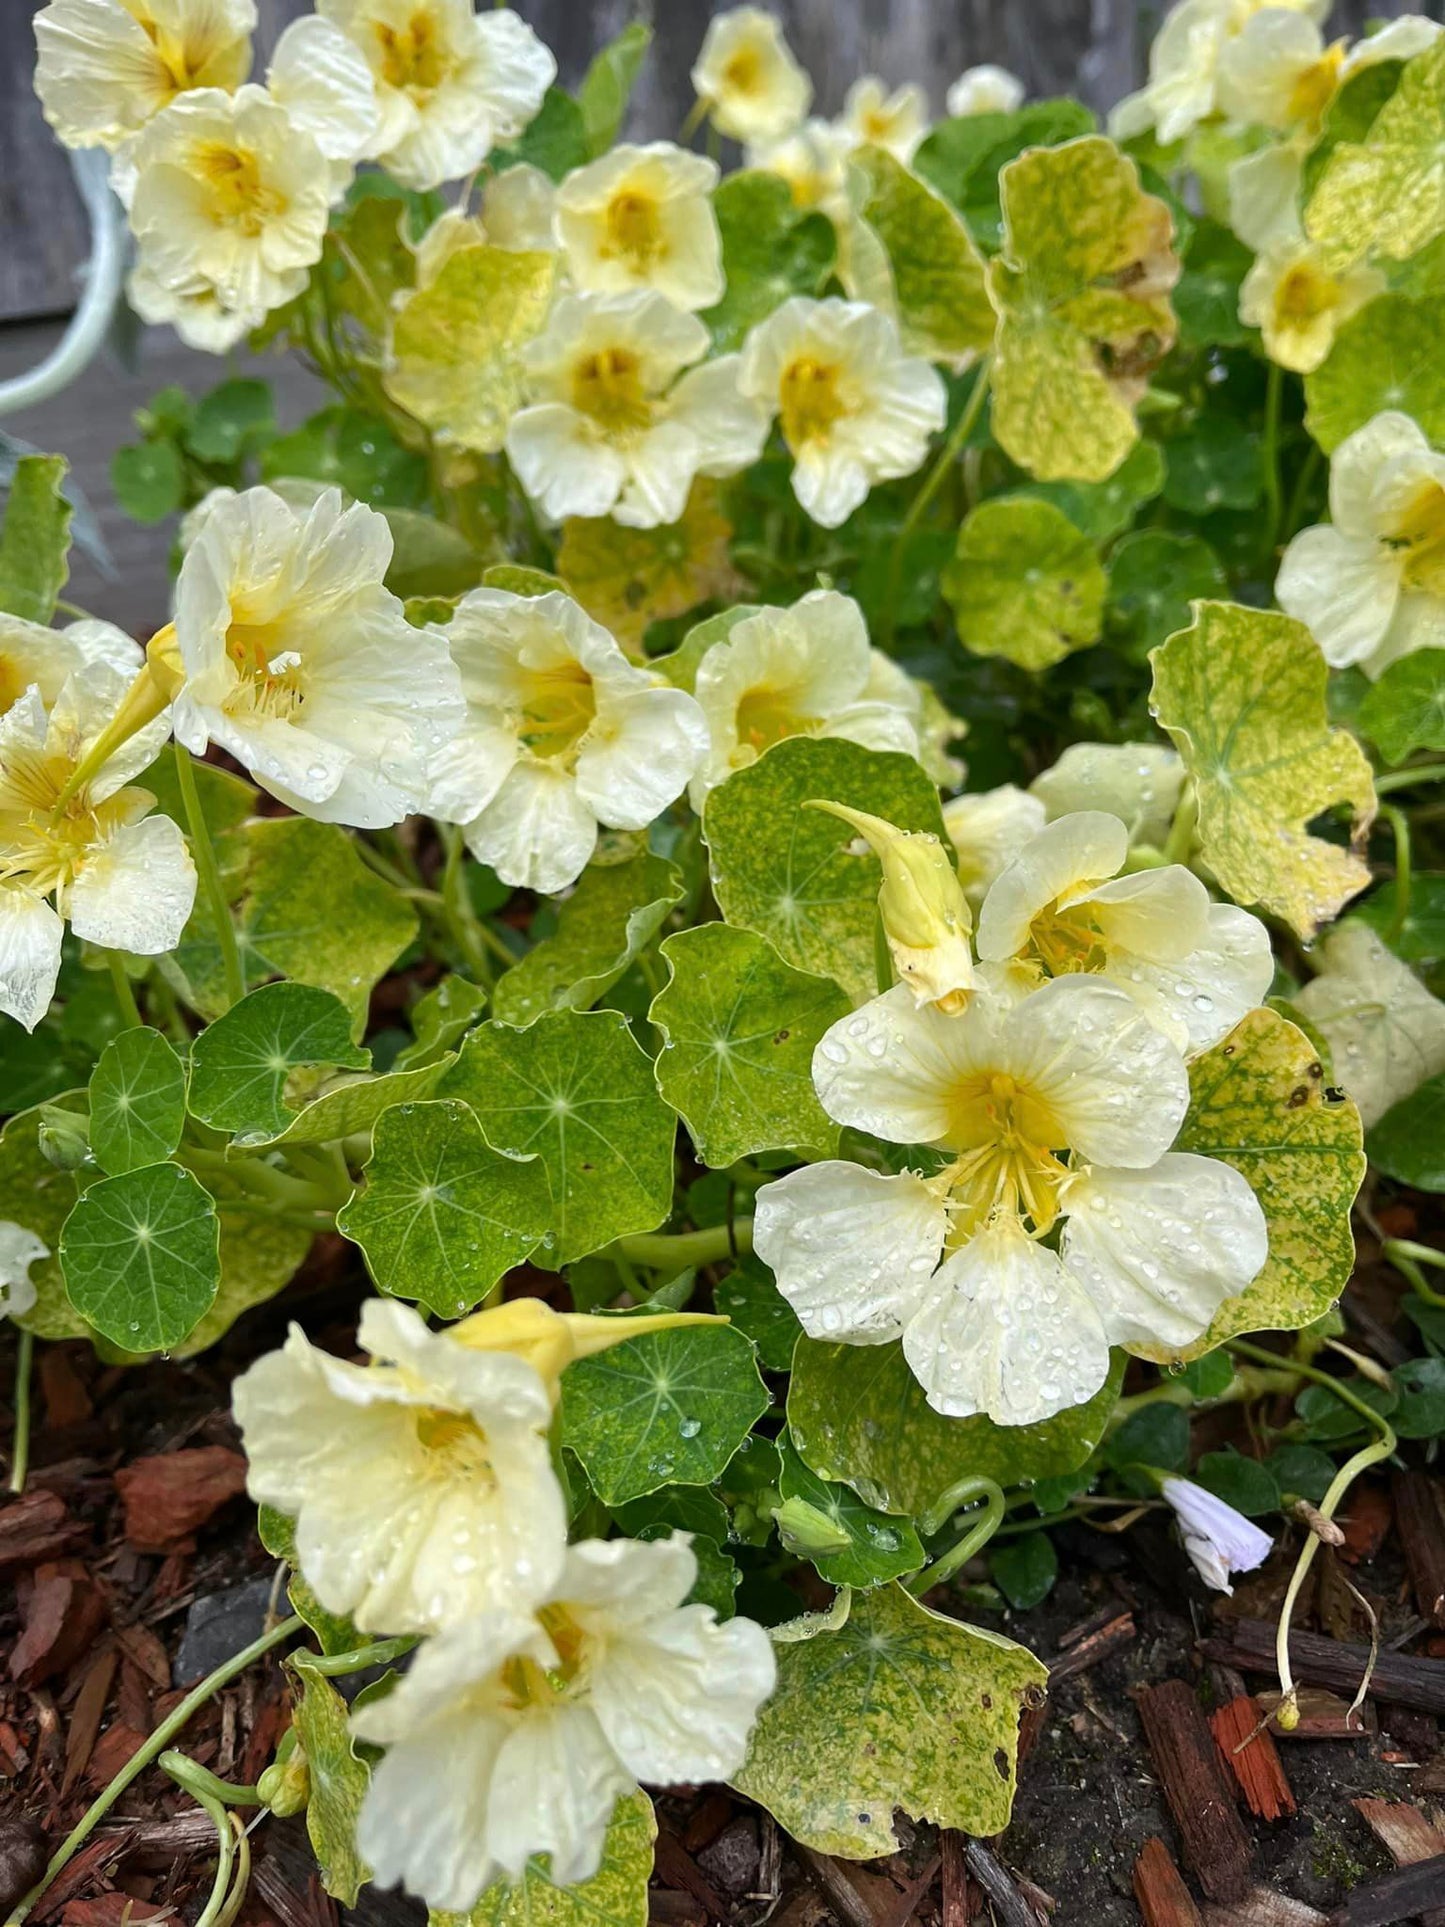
[907,1477,1005,1593]
[106,951,143,1030]
[1382,803,1412,943]
[297,1634,417,1677]
[160,1756,235,1927]
[175,747,245,1012]
[439,823,494,983]
[1375,761,1445,796]
[1262,359,1284,557]
[881,356,992,644]
[616,1221,754,1268]
[1383,1238,1445,1308]
[5,1615,302,1927]
[8,1329,34,1495]
[1161,781,1198,867]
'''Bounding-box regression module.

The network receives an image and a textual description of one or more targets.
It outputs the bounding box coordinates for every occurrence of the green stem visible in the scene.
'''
[1375,761,1445,796]
[1262,359,1284,557]
[881,357,992,644]
[8,1329,34,1495]
[298,1634,417,1677]
[160,1755,235,1927]
[615,1221,753,1268]
[906,1479,1005,1593]
[160,1753,261,1808]
[175,748,245,1012]
[1282,441,1323,542]
[1382,803,1412,944]
[5,1615,302,1927]
[106,952,143,1029]
[1106,1362,1300,1431]
[1383,1238,1445,1308]
[439,824,495,983]
[1161,781,1198,867]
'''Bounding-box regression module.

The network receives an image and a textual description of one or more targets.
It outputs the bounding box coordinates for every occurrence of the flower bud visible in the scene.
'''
[450,1298,726,1402]
[773,1495,852,1559]
[810,801,975,1012]
[37,1106,92,1173]
[259,1731,310,1816]
[145,622,185,703]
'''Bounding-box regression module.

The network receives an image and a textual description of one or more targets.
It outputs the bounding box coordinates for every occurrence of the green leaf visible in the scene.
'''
[776,1439,923,1587]
[289,1657,372,1906]
[1357,649,1445,764]
[649,924,848,1167]
[1106,1402,1189,1474]
[943,496,1106,670]
[236,1057,453,1152]
[1356,875,1445,973]
[439,1009,675,1264]
[171,1176,313,1357]
[560,1322,770,1505]
[989,1533,1058,1610]
[492,853,683,1027]
[1369,1071,1445,1190]
[651,607,760,693]
[384,244,559,454]
[337,1099,552,1315]
[1267,1442,1336,1505]
[1150,602,1376,940]
[1106,530,1227,660]
[989,137,1178,482]
[1306,38,1445,269]
[3,1099,94,1340]
[714,1254,804,1372]
[851,146,995,367]
[1296,1376,1396,1442]
[787,1339,1122,1517]
[1181,1349,1235,1399]
[1167,1008,1366,1356]
[493,86,590,182]
[481,564,567,598]
[185,378,275,464]
[1161,416,1262,515]
[381,508,485,601]
[1305,294,1445,452]
[914,100,1098,249]
[395,975,489,1071]
[735,1583,1047,1856]
[187,983,368,1139]
[1174,221,1254,349]
[578,23,652,155]
[324,193,418,336]
[704,737,947,1003]
[1014,437,1165,541]
[60,1163,220,1351]
[702,172,837,353]
[430,1789,655,1927]
[262,406,427,510]
[88,1027,186,1177]
[1391,1357,1445,1440]
[611,1484,731,1544]
[1194,1449,1281,1516]
[138,743,257,837]
[1302,59,1405,201]
[0,454,71,622]
[111,441,185,524]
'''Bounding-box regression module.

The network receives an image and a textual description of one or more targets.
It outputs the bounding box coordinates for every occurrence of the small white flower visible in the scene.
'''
[942,786,1048,908]
[691,6,812,144]
[0,666,193,1031]
[428,588,708,895]
[745,119,853,224]
[1238,237,1382,375]
[1028,743,1184,851]
[170,485,463,828]
[506,291,769,529]
[317,0,554,192]
[1161,1475,1274,1593]
[353,1535,776,1911]
[837,77,929,161]
[0,615,141,719]
[1277,410,1445,676]
[1295,922,1445,1128]
[689,589,922,805]
[946,65,1025,117]
[0,1224,49,1321]
[755,975,1268,1424]
[232,1299,567,1636]
[739,296,946,528]
[976,811,1274,1054]
[555,144,724,311]
[34,0,255,152]
[1108,0,1328,146]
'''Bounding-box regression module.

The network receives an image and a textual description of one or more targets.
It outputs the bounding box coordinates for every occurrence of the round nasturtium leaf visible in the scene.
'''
[1368,1072,1445,1191]
[88,1026,186,1177]
[1305,293,1445,453]
[775,1438,924,1588]
[288,1657,373,1908]
[186,982,369,1139]
[1357,648,1445,765]
[1305,37,1445,270]
[702,170,837,354]
[942,496,1106,671]
[60,1162,220,1352]
[851,144,995,369]
[734,1582,1048,1857]
[556,480,745,654]
[492,852,683,1028]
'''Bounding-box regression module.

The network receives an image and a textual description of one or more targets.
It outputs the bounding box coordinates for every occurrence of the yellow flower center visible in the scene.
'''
[516,658,598,763]
[497,1602,591,1710]
[571,345,656,438]
[1287,42,1345,130]
[0,743,133,897]
[721,45,765,98]
[1273,260,1339,329]
[1026,898,1109,979]
[1391,478,1445,596]
[222,616,307,722]
[938,1070,1070,1238]
[372,10,455,97]
[604,189,665,269]
[734,678,813,753]
[778,356,848,452]
[414,1407,494,1482]
[138,6,245,97]
[193,142,287,237]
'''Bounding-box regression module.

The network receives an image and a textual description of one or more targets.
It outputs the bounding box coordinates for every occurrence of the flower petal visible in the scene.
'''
[66,814,197,957]
[977,811,1130,961]
[465,760,599,894]
[0,888,65,1033]
[486,1706,634,1888]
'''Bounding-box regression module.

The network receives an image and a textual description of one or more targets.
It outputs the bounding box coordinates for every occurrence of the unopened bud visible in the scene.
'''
[773,1496,852,1559]
[809,801,975,1012]
[145,623,185,703]
[450,1298,725,1401]
[37,1106,92,1172]
[259,1732,309,1815]
[1291,1499,1345,1546]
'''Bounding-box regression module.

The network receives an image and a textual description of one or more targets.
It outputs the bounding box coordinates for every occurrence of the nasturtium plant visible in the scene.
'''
[16,0,1445,1916]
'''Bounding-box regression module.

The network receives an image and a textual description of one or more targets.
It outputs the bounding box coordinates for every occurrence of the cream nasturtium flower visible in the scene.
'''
[943,787,1048,907]
[1238,236,1382,374]
[233,1299,567,1635]
[555,144,724,311]
[745,120,852,224]
[690,589,923,804]
[506,292,769,529]
[1294,922,1445,1129]
[0,1224,48,1320]
[976,811,1274,1055]
[171,485,463,827]
[316,0,553,192]
[0,664,194,1032]
[33,0,255,152]
[1276,411,1445,676]
[837,77,929,161]
[738,297,946,528]
[0,615,142,718]
[1218,10,1438,133]
[353,1535,776,1911]
[428,588,708,894]
[755,975,1268,1424]
[1029,743,1185,851]
[946,65,1026,117]
[691,6,811,144]
[1109,0,1329,145]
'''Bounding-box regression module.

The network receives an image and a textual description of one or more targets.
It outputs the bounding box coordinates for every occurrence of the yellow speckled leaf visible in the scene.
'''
[852,146,996,369]
[385,244,557,453]
[942,495,1105,670]
[289,1657,372,1907]
[1306,38,1445,269]
[431,1791,655,1927]
[558,481,745,653]
[1303,293,1445,453]
[1153,1008,1366,1359]
[990,136,1178,482]
[1150,602,1375,939]
[735,1582,1047,1858]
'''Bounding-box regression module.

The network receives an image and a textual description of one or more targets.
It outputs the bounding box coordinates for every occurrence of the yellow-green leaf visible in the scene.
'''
[385,244,558,453]
[289,1657,372,1906]
[1150,601,1375,939]
[989,136,1178,482]
[0,454,71,624]
[1304,293,1445,452]
[943,496,1105,669]
[1306,38,1445,269]
[557,481,745,653]
[493,852,683,1027]
[851,146,995,369]
[431,1789,655,1927]
[735,1583,1047,1857]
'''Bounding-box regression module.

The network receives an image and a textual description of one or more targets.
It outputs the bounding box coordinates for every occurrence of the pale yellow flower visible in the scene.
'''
[691,6,812,143]
[745,119,851,224]
[556,143,724,311]
[34,0,255,152]
[837,77,928,161]
[946,65,1025,116]
[1238,237,1382,373]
